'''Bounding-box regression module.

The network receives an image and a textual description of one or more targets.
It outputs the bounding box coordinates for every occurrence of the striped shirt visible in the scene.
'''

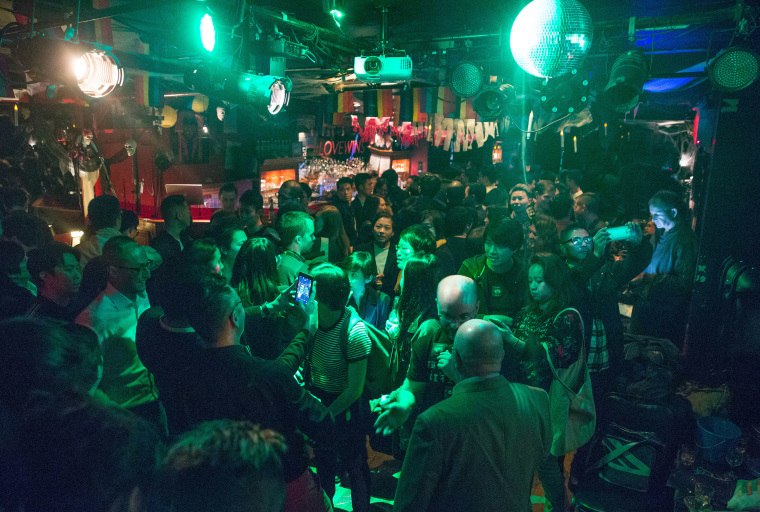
[310,309,371,394]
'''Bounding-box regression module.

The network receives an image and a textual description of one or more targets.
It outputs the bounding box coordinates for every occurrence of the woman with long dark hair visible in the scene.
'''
[311,205,351,264]
[388,254,442,389]
[231,237,295,359]
[501,252,584,512]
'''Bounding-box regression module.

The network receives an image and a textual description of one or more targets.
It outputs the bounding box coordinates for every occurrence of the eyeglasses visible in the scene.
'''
[112,262,151,273]
[438,311,476,325]
[562,236,593,247]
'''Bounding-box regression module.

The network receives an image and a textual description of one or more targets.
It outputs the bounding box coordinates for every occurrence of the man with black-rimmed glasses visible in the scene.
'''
[76,236,163,430]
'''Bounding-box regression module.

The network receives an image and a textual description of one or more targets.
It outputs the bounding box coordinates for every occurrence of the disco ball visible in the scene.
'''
[510,0,593,78]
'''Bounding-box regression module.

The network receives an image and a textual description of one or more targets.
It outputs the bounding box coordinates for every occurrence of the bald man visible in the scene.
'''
[374,275,479,436]
[394,320,551,512]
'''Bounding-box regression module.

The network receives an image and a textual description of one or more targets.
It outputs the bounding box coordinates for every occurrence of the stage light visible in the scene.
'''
[602,50,648,112]
[184,66,292,115]
[473,86,512,121]
[708,47,760,92]
[200,13,216,52]
[74,50,124,98]
[510,0,593,78]
[448,61,484,98]
[15,38,124,98]
[539,68,589,114]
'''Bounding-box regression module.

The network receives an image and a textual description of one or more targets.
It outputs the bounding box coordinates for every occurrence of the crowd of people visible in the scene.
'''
[0,162,698,512]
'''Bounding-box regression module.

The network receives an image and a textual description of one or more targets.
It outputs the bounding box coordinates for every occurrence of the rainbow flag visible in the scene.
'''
[133,39,161,108]
[378,89,394,118]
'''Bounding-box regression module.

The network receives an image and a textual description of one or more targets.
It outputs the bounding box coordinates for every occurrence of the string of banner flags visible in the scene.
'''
[324,87,500,152]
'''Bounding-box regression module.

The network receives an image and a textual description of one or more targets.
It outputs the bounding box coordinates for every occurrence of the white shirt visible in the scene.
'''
[76,283,154,407]
[374,244,390,275]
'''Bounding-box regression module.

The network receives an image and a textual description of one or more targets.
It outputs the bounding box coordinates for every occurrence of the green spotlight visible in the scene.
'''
[200,13,216,52]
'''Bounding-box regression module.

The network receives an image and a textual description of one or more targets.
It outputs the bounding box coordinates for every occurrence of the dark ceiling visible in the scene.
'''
[5,0,756,102]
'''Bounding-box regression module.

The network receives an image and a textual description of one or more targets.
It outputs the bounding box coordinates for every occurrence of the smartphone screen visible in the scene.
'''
[295,273,313,306]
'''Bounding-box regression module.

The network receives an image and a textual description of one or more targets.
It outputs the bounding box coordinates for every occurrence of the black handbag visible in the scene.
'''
[587,422,665,493]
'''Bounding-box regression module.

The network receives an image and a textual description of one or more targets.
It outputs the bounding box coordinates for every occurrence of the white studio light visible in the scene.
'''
[74,50,124,98]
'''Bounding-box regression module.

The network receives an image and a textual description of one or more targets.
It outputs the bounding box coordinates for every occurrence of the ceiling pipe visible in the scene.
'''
[244,4,362,54]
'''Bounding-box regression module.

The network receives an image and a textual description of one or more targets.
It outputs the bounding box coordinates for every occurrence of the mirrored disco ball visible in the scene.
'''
[510,0,593,78]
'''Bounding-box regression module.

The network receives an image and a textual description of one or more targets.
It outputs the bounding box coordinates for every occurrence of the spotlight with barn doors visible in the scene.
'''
[184,66,292,115]
[15,37,123,98]
[74,50,124,98]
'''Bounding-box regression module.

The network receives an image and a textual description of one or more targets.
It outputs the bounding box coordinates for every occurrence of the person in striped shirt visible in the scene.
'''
[307,263,372,512]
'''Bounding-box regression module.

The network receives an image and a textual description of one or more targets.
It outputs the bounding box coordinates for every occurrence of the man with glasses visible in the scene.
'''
[373,275,480,438]
[76,236,162,429]
[559,221,651,485]
[26,242,82,321]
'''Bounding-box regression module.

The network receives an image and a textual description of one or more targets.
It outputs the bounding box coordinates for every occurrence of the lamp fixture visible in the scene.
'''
[184,66,292,115]
[708,46,760,92]
[602,50,649,112]
[15,38,124,98]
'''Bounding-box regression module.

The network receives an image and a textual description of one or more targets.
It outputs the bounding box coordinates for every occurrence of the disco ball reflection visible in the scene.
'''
[510,0,593,78]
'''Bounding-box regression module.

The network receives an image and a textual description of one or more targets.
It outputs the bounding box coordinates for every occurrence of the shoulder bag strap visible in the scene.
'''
[542,341,577,396]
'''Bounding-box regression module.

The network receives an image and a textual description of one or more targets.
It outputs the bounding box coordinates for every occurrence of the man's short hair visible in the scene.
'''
[419,174,442,199]
[445,206,473,237]
[549,191,574,220]
[101,236,138,266]
[486,205,510,226]
[160,194,188,221]
[1,213,52,249]
[509,184,531,199]
[354,173,372,189]
[158,420,286,512]
[373,208,394,227]
[187,276,238,345]
[480,165,500,185]
[299,182,313,199]
[88,195,122,231]
[27,242,80,285]
[2,187,29,211]
[575,193,600,214]
[649,190,687,220]
[0,318,102,407]
[239,190,264,210]
[343,251,375,278]
[277,180,304,204]
[337,177,354,189]
[559,222,588,243]
[534,180,556,197]
[468,182,487,204]
[219,182,238,197]
[311,263,350,310]
[560,168,582,186]
[278,211,312,247]
[483,217,524,251]
[381,168,399,185]
[483,187,509,207]
[120,209,139,233]
[399,224,436,255]
[446,181,466,205]
[13,394,161,512]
